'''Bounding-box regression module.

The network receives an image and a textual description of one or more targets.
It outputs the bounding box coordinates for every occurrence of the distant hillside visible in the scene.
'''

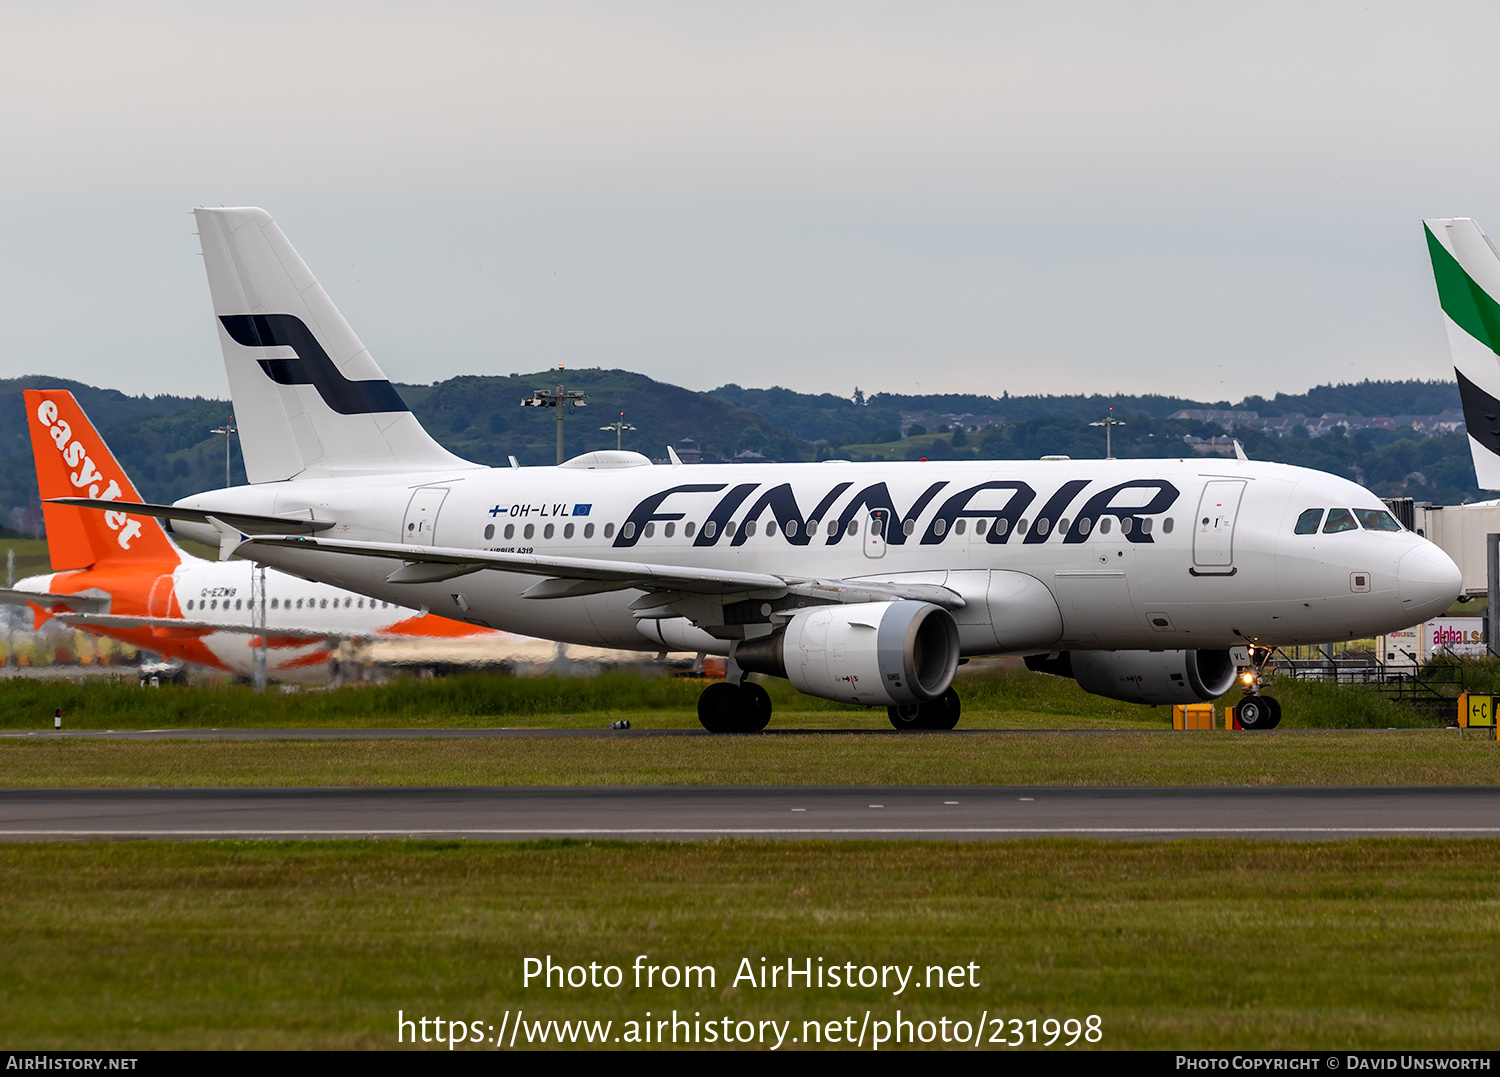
[397,369,810,468]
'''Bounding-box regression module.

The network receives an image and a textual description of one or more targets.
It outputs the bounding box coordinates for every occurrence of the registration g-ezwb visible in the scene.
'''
[59,208,1461,731]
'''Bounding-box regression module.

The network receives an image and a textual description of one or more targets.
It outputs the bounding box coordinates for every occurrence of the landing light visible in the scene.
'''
[1241,672,1254,685]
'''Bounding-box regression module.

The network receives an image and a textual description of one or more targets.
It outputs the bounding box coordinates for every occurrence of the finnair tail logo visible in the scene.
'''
[34,399,143,549]
[219,314,409,416]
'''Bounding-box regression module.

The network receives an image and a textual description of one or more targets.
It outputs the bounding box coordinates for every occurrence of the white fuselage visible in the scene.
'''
[170,455,1461,657]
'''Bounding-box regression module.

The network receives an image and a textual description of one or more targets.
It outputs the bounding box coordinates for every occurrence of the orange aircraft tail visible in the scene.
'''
[24,389,181,571]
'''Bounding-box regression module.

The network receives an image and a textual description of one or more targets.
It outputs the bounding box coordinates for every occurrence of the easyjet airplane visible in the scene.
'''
[62,208,1463,727]
[10,389,497,682]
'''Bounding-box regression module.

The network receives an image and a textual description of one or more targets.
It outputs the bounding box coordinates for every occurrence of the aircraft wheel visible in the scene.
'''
[697,682,768,733]
[922,687,962,730]
[1237,695,1275,730]
[741,682,773,732]
[887,688,962,731]
[888,702,925,730]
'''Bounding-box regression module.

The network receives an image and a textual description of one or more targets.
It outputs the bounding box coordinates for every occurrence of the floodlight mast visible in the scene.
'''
[1089,407,1125,460]
[521,366,588,464]
[211,421,237,486]
[600,412,636,450]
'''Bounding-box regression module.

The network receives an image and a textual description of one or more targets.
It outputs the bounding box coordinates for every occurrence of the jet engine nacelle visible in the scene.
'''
[1025,648,1238,705]
[736,600,960,707]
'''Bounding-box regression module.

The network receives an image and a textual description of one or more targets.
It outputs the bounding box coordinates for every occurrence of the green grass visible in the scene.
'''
[1,729,1494,788]
[0,839,1496,1049]
[3,667,1444,732]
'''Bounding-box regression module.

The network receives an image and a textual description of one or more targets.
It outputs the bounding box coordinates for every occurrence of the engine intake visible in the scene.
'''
[737,600,960,707]
[1025,649,1238,705]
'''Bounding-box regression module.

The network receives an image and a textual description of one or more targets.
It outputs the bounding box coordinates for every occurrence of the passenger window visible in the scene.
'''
[604,523,615,538]
[544,523,555,539]
[1163,518,1174,534]
[584,523,595,539]
[1355,508,1403,532]
[685,522,696,537]
[1099,517,1112,535]
[564,522,574,539]
[1295,509,1323,535]
[1323,508,1358,534]
[504,524,514,540]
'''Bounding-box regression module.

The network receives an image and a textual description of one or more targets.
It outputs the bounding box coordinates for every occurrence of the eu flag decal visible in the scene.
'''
[573,504,592,517]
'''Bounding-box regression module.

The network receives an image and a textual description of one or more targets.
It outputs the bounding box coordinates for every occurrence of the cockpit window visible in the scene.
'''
[1294,509,1323,535]
[1355,508,1403,532]
[1323,508,1358,534]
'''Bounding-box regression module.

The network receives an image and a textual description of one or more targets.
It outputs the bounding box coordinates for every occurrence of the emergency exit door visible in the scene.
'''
[1193,480,1245,569]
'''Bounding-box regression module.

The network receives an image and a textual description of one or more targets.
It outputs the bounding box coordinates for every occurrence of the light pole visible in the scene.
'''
[521,367,588,464]
[600,412,636,450]
[1089,408,1125,460]
[211,421,236,486]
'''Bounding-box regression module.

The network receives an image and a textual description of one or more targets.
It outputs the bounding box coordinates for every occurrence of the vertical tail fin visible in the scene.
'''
[1424,217,1500,490]
[193,207,477,482]
[24,390,181,570]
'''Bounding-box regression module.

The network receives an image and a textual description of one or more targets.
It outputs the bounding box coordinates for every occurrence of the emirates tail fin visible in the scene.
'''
[24,389,181,570]
[1424,217,1500,489]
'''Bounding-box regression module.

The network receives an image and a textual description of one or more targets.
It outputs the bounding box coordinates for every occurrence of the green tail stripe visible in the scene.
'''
[1427,223,1500,355]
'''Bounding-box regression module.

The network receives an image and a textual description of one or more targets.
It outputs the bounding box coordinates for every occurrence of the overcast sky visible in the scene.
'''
[5,1,1500,404]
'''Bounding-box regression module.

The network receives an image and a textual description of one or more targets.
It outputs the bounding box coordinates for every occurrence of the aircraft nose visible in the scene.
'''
[1397,543,1462,623]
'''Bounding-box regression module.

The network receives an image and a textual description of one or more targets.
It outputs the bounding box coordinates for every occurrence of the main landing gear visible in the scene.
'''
[887,687,962,731]
[697,681,772,733]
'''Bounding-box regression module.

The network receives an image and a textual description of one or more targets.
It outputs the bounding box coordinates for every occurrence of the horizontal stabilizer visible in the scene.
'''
[0,589,109,614]
[56,612,358,641]
[48,498,335,536]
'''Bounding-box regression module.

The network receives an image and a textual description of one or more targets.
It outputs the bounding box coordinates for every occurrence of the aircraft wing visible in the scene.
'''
[0,588,110,614]
[236,534,966,608]
[47,498,335,535]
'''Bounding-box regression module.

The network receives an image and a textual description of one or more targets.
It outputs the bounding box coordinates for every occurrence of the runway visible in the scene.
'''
[1,785,1497,840]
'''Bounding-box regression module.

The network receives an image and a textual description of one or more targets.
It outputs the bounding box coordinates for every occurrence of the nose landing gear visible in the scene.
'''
[1236,645,1281,729]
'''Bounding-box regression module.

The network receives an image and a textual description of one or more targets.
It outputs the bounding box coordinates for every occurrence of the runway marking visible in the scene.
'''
[4,827,1500,837]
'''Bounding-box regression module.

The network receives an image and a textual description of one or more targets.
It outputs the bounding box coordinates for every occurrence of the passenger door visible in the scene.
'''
[403,487,449,546]
[1192,480,1245,570]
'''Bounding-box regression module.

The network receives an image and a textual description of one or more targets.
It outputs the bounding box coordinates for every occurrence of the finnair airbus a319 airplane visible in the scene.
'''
[61,208,1461,730]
